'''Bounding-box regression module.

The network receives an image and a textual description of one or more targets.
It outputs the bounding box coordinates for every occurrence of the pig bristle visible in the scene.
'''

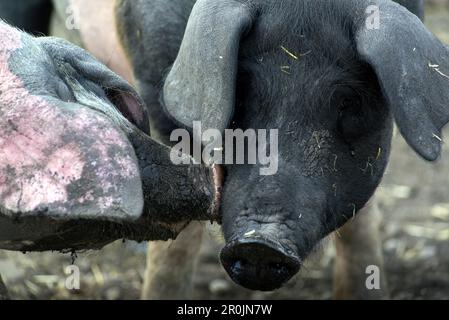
[280,45,299,60]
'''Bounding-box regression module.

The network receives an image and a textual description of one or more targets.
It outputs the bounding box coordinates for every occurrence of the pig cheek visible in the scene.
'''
[330,151,387,220]
[0,106,138,214]
[61,112,139,212]
[0,145,84,212]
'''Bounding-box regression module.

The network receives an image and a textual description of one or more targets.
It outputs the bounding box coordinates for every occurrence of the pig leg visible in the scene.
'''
[0,275,9,300]
[333,199,388,299]
[141,222,204,300]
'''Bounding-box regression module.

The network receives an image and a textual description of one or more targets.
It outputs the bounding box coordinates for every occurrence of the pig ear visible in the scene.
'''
[162,0,254,134]
[354,1,449,161]
[38,37,151,134]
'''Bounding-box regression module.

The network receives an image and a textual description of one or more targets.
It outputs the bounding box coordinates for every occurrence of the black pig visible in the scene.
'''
[117,0,449,291]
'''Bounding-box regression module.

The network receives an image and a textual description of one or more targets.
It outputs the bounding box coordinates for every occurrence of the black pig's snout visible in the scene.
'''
[220,238,300,291]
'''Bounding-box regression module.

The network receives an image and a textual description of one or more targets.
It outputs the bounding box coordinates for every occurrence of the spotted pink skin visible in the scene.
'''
[0,23,143,220]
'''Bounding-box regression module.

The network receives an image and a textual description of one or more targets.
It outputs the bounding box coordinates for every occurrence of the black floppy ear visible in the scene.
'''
[163,0,254,134]
[353,0,449,161]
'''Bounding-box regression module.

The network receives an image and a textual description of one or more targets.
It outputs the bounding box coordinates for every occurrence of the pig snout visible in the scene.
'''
[218,170,327,291]
[220,235,300,291]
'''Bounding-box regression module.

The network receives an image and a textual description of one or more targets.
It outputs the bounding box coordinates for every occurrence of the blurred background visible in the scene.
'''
[1,0,449,300]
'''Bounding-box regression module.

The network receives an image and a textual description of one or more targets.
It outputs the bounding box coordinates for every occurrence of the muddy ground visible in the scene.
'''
[1,4,449,300]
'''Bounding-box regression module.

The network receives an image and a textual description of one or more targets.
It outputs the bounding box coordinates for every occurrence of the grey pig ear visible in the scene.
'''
[37,37,151,134]
[163,0,254,134]
[353,0,449,161]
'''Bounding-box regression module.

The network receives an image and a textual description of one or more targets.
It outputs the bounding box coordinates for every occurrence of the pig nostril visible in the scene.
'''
[268,262,290,276]
[230,259,247,275]
[220,240,300,291]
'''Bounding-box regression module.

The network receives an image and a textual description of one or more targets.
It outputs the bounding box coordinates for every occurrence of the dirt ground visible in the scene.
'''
[1,4,449,300]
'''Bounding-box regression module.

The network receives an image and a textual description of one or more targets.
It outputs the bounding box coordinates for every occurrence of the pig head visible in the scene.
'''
[0,22,219,252]
[121,0,449,291]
